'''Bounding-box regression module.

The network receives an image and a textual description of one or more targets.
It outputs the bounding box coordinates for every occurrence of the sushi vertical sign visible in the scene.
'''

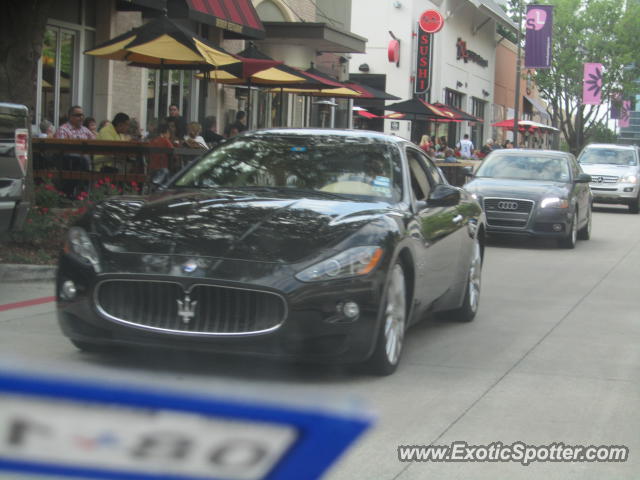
[415,10,443,95]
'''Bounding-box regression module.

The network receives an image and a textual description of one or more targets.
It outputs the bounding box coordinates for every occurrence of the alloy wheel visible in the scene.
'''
[383,264,406,366]
[468,236,482,314]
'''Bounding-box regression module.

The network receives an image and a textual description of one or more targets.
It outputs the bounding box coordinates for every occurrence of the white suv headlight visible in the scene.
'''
[64,227,101,271]
[621,175,637,184]
[296,246,383,282]
[540,197,569,208]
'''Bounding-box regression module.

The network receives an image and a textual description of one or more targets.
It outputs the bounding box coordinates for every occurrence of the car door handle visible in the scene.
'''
[452,214,463,224]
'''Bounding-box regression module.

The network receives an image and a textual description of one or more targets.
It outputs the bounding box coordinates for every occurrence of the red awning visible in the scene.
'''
[185,0,265,39]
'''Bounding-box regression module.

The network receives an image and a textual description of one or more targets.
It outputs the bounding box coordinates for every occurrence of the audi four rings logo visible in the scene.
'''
[497,201,519,210]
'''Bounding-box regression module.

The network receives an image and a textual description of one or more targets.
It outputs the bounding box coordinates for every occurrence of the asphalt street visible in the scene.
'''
[0,205,639,480]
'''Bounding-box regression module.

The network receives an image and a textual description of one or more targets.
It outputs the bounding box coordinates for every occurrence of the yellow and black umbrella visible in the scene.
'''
[85,15,239,68]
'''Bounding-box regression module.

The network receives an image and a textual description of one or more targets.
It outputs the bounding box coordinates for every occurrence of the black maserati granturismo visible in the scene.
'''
[57,129,485,375]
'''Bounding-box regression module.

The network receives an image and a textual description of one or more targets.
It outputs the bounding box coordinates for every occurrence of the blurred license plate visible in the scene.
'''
[0,394,296,480]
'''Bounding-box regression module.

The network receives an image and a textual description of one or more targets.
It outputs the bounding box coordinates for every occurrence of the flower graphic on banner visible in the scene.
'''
[583,63,603,105]
[585,68,602,96]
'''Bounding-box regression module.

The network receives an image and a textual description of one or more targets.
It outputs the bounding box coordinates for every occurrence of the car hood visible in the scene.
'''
[89,189,392,264]
[579,164,637,178]
[465,178,570,201]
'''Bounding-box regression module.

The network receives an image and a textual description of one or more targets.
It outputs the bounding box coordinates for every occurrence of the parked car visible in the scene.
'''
[57,129,485,375]
[577,143,640,213]
[0,102,31,234]
[465,149,592,248]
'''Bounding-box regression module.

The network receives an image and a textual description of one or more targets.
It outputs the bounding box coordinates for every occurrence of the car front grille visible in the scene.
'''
[483,198,534,229]
[590,175,619,184]
[95,280,286,336]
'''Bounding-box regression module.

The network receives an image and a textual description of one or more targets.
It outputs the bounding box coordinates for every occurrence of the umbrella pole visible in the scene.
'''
[279,87,284,126]
[246,78,252,130]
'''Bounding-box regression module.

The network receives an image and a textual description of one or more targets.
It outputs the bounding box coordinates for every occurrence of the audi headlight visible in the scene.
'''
[296,246,383,282]
[621,175,637,184]
[540,197,569,208]
[64,227,101,271]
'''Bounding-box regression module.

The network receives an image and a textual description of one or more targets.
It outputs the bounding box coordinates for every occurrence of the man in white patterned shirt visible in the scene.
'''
[54,106,96,140]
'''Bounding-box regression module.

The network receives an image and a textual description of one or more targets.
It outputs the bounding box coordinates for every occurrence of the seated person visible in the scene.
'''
[183,122,208,149]
[95,112,131,172]
[147,123,174,172]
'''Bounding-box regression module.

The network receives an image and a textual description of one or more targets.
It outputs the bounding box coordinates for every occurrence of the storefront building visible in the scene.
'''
[349,0,516,149]
[35,0,365,136]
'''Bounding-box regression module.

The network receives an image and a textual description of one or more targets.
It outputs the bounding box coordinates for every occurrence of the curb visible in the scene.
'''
[0,264,57,283]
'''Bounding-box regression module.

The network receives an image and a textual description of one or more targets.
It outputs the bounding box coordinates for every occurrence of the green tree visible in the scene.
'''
[509,0,640,154]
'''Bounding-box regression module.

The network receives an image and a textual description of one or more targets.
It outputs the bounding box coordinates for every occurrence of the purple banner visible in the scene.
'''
[620,101,631,128]
[525,5,553,69]
[610,94,621,119]
[583,63,603,105]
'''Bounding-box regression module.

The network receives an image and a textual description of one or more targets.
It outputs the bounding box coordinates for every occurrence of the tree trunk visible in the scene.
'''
[0,0,53,110]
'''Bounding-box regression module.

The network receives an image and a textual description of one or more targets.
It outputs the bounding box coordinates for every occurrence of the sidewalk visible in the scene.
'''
[0,263,56,283]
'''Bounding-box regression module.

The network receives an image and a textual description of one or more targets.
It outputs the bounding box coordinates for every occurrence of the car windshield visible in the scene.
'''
[475,154,570,182]
[578,148,638,166]
[173,133,404,202]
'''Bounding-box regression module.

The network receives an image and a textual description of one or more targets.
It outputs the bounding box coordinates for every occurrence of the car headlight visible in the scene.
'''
[64,227,101,271]
[540,197,569,208]
[621,175,637,184]
[296,246,383,282]
[470,192,479,200]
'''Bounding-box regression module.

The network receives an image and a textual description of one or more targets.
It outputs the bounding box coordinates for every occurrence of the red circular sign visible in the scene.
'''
[419,9,444,34]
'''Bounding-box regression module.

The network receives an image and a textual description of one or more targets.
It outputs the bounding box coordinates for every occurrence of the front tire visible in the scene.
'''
[628,193,640,214]
[558,211,578,249]
[443,234,482,323]
[577,206,592,240]
[367,263,406,376]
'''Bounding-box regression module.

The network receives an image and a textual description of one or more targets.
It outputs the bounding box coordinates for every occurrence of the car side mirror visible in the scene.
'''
[150,168,170,189]
[575,173,591,183]
[426,184,461,207]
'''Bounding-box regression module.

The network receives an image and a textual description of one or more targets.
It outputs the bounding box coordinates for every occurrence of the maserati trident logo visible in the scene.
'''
[497,201,519,210]
[177,294,197,324]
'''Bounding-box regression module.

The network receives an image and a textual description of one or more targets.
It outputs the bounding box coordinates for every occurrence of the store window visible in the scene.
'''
[147,70,196,126]
[470,97,486,150]
[37,0,96,128]
[41,26,77,125]
[445,89,463,148]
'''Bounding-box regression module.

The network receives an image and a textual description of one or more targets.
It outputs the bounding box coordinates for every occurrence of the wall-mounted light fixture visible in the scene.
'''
[456,81,463,88]
[359,63,370,72]
[482,89,490,97]
[393,1,402,8]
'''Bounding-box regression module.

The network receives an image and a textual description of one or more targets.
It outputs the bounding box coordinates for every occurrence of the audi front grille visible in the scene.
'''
[95,280,287,336]
[483,197,535,229]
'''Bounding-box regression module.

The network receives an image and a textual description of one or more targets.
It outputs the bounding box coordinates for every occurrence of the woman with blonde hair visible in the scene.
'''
[419,133,431,152]
[183,121,208,149]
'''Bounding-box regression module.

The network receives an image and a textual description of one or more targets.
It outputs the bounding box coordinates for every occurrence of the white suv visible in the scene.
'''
[577,144,640,213]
